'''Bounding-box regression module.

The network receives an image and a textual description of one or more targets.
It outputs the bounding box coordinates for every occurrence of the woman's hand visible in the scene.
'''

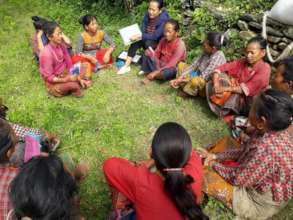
[103,51,111,64]
[197,148,217,166]
[204,153,217,167]
[37,30,44,38]
[170,79,179,88]
[197,148,210,159]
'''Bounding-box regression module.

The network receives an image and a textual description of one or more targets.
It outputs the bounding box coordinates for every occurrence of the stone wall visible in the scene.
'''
[237,14,293,60]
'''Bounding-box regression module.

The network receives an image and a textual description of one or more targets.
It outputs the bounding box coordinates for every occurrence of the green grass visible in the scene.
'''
[0,0,292,219]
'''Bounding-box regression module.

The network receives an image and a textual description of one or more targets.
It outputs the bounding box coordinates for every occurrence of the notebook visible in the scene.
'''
[119,24,142,46]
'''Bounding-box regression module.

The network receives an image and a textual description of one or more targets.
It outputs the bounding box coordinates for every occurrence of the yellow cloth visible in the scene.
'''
[176,62,206,97]
[81,30,105,45]
[202,137,240,208]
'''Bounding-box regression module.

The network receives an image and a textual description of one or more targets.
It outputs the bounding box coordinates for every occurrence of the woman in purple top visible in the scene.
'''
[117,0,169,75]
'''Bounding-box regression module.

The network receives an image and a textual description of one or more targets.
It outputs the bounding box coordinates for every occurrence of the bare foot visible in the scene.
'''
[141,78,151,85]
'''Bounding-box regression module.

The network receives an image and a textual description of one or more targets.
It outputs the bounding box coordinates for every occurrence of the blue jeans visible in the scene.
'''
[141,55,177,80]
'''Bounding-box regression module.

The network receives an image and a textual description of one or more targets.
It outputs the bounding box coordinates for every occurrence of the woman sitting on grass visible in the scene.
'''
[206,36,271,118]
[272,56,293,97]
[103,122,208,220]
[9,155,86,220]
[117,0,169,75]
[72,14,116,72]
[39,21,90,98]
[170,32,227,97]
[200,89,293,220]
[140,19,186,84]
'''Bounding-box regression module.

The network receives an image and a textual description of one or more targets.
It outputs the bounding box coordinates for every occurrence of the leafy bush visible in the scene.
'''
[185,0,276,60]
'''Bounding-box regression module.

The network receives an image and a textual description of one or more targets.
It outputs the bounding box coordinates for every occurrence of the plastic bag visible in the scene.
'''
[268,0,293,25]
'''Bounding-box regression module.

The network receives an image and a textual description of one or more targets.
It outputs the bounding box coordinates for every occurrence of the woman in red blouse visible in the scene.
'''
[200,89,293,220]
[140,19,186,84]
[103,122,208,220]
[206,36,271,117]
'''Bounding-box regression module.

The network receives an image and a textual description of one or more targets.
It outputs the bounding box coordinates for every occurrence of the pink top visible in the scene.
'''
[39,43,72,83]
[154,37,186,71]
[215,58,271,96]
[103,151,203,220]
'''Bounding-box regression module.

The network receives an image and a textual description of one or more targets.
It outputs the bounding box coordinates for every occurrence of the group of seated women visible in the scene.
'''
[0,0,292,219]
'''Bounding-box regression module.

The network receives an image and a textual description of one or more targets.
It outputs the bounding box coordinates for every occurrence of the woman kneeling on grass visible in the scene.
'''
[170,32,227,98]
[140,19,186,85]
[206,36,271,118]
[200,89,293,220]
[39,21,90,98]
[103,122,208,220]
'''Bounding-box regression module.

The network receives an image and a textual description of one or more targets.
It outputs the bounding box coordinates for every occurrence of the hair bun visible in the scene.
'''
[31,16,40,22]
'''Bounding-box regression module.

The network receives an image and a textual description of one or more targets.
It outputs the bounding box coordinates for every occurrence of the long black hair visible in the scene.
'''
[151,122,208,220]
[9,155,77,220]
[79,14,96,29]
[31,16,49,31]
[254,89,293,131]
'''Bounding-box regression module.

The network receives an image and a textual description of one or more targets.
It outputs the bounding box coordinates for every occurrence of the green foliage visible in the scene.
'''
[185,0,276,61]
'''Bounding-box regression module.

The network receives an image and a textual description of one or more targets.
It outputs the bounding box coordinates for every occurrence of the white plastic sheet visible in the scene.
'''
[268,0,293,25]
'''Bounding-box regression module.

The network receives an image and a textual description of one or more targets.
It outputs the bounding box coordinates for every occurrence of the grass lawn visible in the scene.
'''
[0,0,292,219]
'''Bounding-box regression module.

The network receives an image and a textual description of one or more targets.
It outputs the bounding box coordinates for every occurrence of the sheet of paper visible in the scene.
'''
[118,51,141,63]
[119,24,142,46]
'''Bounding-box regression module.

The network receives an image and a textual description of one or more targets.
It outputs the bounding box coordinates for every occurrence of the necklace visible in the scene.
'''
[49,44,64,63]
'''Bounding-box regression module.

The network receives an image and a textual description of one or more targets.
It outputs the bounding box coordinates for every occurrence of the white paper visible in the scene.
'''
[118,51,141,63]
[119,24,142,46]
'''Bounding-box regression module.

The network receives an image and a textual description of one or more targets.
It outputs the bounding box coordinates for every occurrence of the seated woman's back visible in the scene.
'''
[104,122,208,220]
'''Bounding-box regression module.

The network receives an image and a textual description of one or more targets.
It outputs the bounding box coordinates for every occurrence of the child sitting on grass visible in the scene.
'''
[140,19,186,85]
[170,32,227,98]
[72,14,116,72]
